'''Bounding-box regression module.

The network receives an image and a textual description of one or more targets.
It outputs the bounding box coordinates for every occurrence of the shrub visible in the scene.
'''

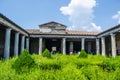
[112,68,120,80]
[100,60,112,72]
[78,49,88,58]
[39,61,61,70]
[81,66,105,80]
[99,59,117,72]
[76,61,90,69]
[42,48,51,58]
[12,49,35,73]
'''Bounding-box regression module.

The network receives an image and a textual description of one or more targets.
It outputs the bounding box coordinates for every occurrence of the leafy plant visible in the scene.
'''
[78,49,88,58]
[42,48,51,58]
[39,61,61,70]
[12,49,35,73]
[76,60,90,69]
[1,53,120,79]
[112,68,120,80]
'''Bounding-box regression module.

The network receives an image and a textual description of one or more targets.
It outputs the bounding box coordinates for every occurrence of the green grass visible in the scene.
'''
[0,53,120,80]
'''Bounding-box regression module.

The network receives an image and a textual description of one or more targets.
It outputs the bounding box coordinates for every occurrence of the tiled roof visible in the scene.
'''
[26,29,99,35]
[97,24,120,36]
[66,30,99,35]
[26,29,41,34]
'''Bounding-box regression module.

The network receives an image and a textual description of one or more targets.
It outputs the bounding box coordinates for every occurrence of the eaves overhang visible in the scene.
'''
[97,24,120,38]
[29,34,97,39]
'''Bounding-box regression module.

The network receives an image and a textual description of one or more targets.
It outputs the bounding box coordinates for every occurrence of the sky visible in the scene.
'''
[0,0,120,32]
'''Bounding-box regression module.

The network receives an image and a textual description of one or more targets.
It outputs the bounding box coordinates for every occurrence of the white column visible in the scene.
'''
[81,38,85,50]
[101,37,106,56]
[26,38,29,51]
[4,28,11,59]
[96,38,100,55]
[111,33,116,57]
[14,32,19,57]
[62,38,66,55]
[70,41,73,52]
[39,38,42,55]
[21,35,25,52]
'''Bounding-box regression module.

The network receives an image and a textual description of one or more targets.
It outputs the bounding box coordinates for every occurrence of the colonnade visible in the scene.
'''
[3,28,117,59]
[38,34,116,57]
[4,28,29,59]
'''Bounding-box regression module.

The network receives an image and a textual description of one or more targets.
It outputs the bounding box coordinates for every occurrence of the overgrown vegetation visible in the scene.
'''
[42,48,51,58]
[78,49,88,58]
[12,49,35,73]
[0,50,120,80]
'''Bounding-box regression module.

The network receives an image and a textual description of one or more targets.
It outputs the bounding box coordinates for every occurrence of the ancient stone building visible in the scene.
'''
[0,13,120,59]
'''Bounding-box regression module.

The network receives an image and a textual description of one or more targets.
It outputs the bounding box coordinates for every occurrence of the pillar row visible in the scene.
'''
[14,32,19,57]
[111,33,116,57]
[4,28,11,59]
[39,37,42,55]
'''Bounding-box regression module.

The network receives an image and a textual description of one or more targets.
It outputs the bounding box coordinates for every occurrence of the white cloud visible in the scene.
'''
[60,0,102,32]
[91,23,102,31]
[112,11,120,24]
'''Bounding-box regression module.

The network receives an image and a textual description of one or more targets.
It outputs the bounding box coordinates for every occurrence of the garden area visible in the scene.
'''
[0,49,120,80]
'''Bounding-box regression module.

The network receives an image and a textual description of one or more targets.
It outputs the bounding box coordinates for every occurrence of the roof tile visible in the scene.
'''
[26,29,99,35]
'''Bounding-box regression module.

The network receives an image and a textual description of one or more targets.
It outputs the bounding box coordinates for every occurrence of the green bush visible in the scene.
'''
[81,66,105,80]
[76,61,90,69]
[39,61,61,70]
[112,68,120,80]
[42,48,51,58]
[78,49,88,58]
[100,60,112,72]
[99,58,120,72]
[12,49,35,73]
[2,53,120,79]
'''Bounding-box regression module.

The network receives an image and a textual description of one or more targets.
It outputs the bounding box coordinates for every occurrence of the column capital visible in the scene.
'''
[62,37,66,39]
[6,28,12,31]
[39,37,43,40]
[16,32,20,35]
[81,37,85,40]
[26,37,29,40]
[22,35,25,37]
[96,38,100,39]
[110,33,116,37]
[101,36,105,39]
